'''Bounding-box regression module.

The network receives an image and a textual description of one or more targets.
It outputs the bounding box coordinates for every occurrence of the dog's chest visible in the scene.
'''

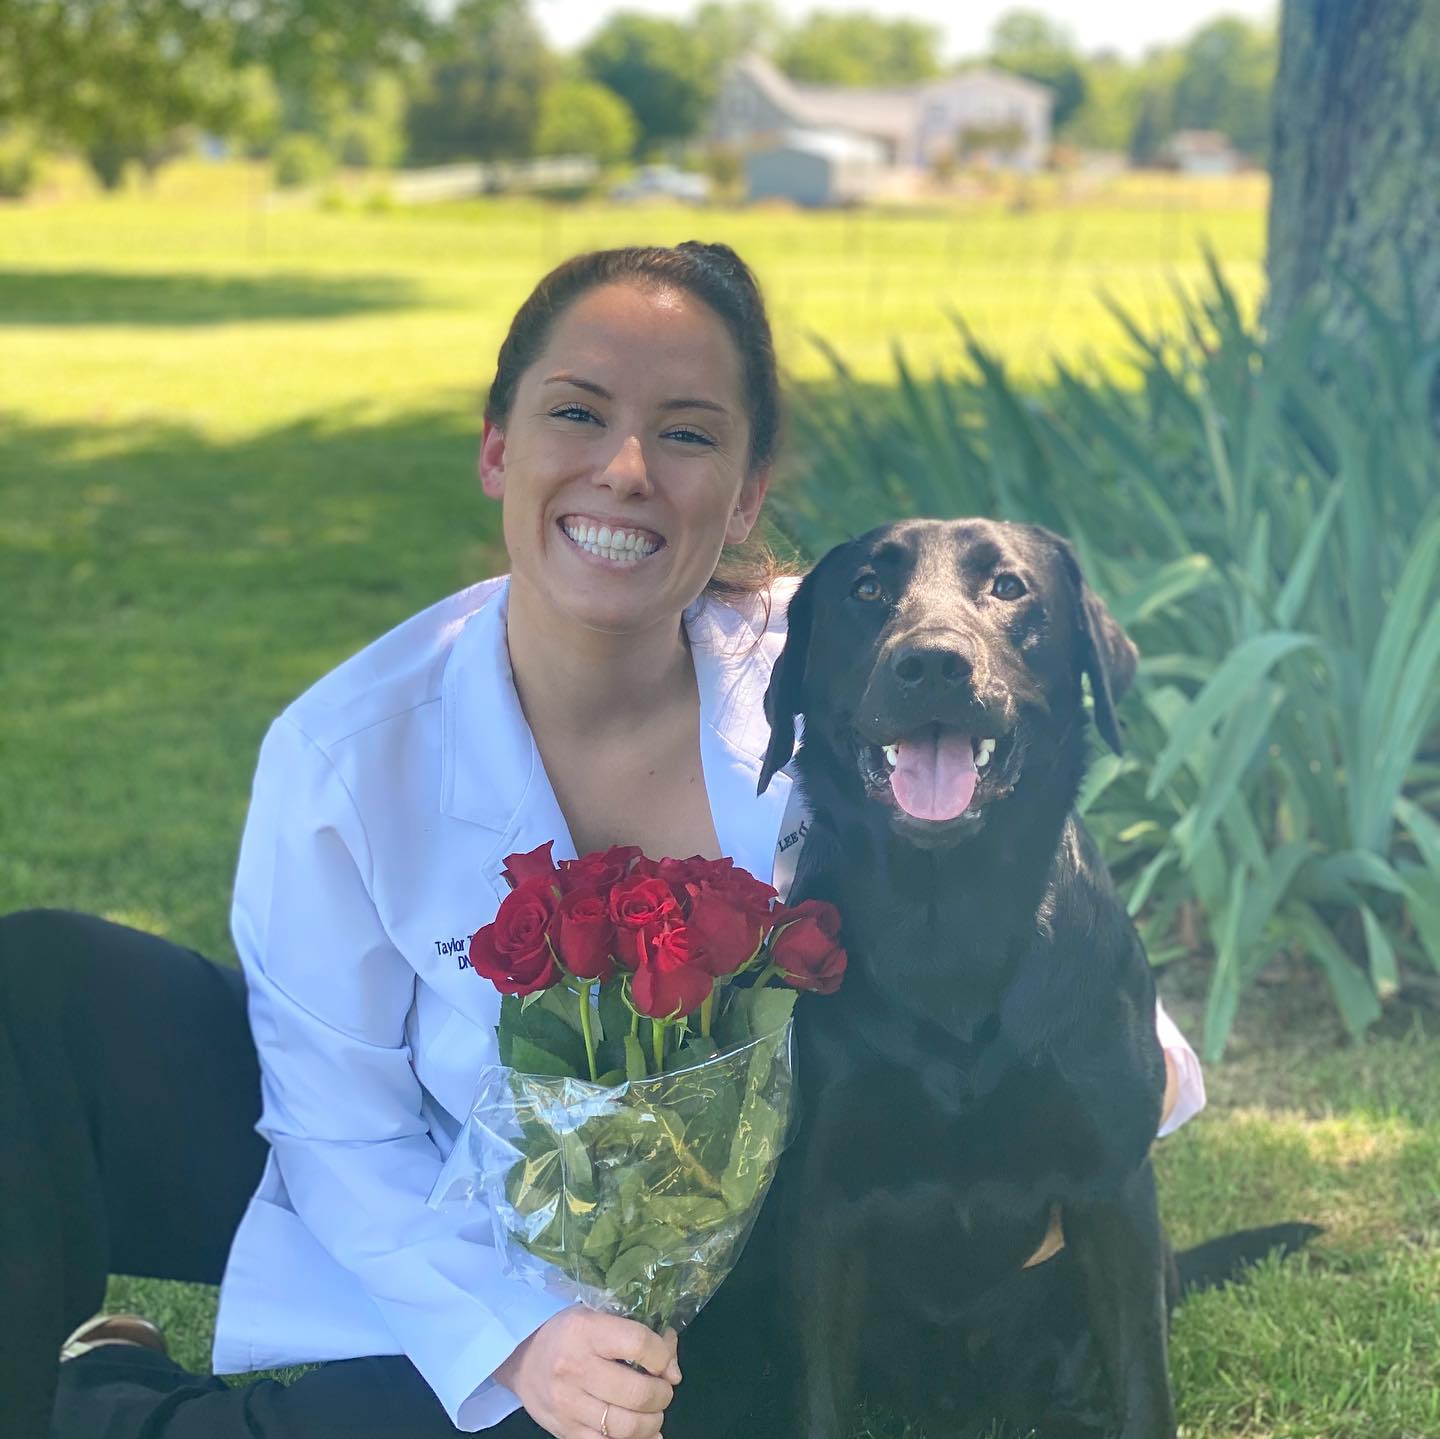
[811,1050,1103,1207]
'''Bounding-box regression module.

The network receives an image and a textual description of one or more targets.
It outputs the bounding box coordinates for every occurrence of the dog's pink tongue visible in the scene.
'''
[890,730,977,821]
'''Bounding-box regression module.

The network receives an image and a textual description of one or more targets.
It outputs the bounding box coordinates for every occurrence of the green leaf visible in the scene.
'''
[1402,870,1440,973]
[1395,797,1440,873]
[742,985,797,1041]
[720,1089,783,1212]
[1359,905,1400,1000]
[1275,480,1342,628]
[605,1242,666,1294]
[1175,682,1285,864]
[502,997,589,1076]
[1149,632,1318,797]
[1202,866,1248,1062]
[643,1196,732,1233]
[507,1033,578,1078]
[1287,903,1383,1041]
[623,1033,648,1082]
[1109,554,1216,628]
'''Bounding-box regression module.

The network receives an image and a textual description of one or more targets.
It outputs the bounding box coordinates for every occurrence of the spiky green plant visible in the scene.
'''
[776,264,1440,1059]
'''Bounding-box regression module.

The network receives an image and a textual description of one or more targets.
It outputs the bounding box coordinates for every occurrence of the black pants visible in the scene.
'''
[0,909,547,1439]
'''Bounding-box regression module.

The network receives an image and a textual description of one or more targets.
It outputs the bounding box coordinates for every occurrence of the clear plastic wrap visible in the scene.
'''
[429,1020,795,1333]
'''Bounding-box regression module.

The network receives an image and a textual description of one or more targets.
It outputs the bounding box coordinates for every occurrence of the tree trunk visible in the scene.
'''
[1266,0,1440,343]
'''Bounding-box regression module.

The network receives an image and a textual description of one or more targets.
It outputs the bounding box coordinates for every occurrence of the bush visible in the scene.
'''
[0,127,42,198]
[271,134,335,189]
[534,80,638,166]
[776,265,1440,1059]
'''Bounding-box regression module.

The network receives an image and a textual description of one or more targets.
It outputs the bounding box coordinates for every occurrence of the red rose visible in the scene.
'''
[610,875,680,931]
[558,845,641,894]
[706,869,779,921]
[686,881,764,977]
[468,925,558,996]
[492,879,557,955]
[630,922,713,1019]
[652,856,714,891]
[501,842,559,889]
[553,888,616,981]
[769,899,847,995]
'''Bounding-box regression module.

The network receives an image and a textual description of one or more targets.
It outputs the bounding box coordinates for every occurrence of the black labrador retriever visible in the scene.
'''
[672,519,1314,1439]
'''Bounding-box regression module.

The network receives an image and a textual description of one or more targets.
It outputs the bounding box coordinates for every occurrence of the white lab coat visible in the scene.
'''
[212,574,1204,1431]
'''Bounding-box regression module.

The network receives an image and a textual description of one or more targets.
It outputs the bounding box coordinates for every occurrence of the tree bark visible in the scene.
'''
[1266,0,1440,344]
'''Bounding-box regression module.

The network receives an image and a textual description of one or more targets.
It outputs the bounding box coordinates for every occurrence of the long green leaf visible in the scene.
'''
[1359,904,1400,999]
[1149,633,1318,797]
[1275,480,1343,628]
[1395,796,1440,873]
[1287,903,1383,1040]
[1109,554,1217,629]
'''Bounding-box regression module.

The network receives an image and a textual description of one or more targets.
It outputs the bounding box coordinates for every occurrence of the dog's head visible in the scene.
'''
[759,519,1137,851]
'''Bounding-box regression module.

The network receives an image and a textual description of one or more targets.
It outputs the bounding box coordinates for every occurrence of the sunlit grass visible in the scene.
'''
[9,164,1437,1436]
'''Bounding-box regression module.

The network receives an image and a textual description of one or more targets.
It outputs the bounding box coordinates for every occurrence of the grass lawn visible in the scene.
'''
[3,166,1437,1436]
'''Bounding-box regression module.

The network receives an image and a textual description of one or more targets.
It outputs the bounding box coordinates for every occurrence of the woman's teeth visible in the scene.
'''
[562,521,659,565]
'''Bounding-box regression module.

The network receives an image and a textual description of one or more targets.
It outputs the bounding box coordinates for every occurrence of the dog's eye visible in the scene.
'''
[851,576,884,603]
[991,573,1026,600]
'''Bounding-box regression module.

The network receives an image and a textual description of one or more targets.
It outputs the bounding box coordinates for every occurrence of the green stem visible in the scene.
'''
[700,991,714,1038]
[754,962,782,989]
[578,981,598,1081]
[652,1018,666,1075]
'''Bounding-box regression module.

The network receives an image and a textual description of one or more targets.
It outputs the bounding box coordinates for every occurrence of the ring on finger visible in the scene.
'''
[600,1401,611,1437]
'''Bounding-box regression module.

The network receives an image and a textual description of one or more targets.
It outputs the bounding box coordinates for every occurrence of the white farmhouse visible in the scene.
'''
[712,53,1054,203]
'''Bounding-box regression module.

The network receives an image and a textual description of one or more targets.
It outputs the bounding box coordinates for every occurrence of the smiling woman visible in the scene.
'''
[0,241,808,1439]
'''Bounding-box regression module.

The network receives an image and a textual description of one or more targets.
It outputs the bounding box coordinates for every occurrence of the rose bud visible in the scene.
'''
[501,842,559,889]
[770,899,847,995]
[553,888,616,981]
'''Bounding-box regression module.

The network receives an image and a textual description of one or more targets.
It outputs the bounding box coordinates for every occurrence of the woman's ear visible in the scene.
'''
[726,466,770,545]
[479,420,507,500]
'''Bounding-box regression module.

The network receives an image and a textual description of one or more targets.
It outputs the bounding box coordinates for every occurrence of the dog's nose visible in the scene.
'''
[892,640,973,691]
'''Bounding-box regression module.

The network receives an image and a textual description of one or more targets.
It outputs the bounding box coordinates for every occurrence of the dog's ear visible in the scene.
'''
[758,569,817,794]
[1043,530,1138,755]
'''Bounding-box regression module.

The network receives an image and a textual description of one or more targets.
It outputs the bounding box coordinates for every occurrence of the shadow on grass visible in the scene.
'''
[0,269,422,326]
[0,402,504,959]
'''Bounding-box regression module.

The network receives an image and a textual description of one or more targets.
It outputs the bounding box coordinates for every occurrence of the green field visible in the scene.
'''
[5,168,1438,1437]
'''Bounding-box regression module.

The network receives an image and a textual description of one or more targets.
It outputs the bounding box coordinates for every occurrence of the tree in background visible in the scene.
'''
[775,10,943,86]
[1172,16,1275,160]
[581,13,712,153]
[406,0,554,163]
[987,8,1087,130]
[0,0,429,186]
[689,0,785,75]
[1124,48,1184,165]
[534,79,638,166]
[0,0,265,186]
[1266,0,1440,347]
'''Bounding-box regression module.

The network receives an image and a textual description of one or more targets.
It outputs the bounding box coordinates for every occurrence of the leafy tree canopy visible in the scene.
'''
[775,10,943,86]
[534,79,637,165]
[987,7,1087,131]
[407,0,554,163]
[580,12,713,151]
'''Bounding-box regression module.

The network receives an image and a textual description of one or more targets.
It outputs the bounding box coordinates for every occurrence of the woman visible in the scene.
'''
[0,241,1204,1439]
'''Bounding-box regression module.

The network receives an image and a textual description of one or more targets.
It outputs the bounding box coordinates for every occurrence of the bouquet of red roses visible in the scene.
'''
[428,842,846,1333]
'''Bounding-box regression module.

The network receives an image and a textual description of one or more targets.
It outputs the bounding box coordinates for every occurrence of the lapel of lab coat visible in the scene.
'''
[438,578,794,910]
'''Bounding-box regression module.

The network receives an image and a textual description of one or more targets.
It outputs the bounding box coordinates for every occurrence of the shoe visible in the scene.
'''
[60,1313,170,1362]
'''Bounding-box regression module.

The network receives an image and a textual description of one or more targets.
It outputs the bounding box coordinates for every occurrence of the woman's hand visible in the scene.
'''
[494,1307,681,1439]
